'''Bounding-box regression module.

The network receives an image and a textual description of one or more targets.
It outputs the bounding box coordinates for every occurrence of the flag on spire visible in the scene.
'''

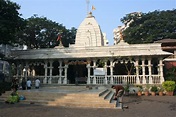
[56,34,61,41]
[92,5,96,10]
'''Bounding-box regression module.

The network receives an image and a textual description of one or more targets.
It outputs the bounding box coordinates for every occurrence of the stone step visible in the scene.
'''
[1,94,64,101]
[0,87,116,108]
[52,97,109,104]
[99,89,109,97]
[48,101,115,108]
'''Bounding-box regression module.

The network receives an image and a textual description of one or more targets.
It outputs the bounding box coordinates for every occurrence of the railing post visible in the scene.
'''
[148,58,153,84]
[48,60,53,84]
[104,61,108,84]
[110,59,114,84]
[43,60,48,84]
[142,58,146,84]
[135,58,140,84]
[93,60,96,84]
[159,58,164,84]
[58,60,62,84]
[86,60,91,84]
[63,64,68,84]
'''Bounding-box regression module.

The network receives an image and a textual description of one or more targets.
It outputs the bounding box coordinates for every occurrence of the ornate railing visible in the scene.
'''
[90,75,161,85]
[14,74,161,85]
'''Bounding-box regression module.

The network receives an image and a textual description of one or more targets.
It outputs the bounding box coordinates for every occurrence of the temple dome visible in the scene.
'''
[74,12,104,47]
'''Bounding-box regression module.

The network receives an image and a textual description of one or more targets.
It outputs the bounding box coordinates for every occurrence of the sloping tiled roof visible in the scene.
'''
[154,39,176,43]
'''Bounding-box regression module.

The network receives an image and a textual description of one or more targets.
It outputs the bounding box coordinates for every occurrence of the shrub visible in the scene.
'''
[162,81,176,92]
[150,85,158,92]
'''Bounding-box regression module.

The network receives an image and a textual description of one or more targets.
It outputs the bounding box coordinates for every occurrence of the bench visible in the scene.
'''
[75,77,87,85]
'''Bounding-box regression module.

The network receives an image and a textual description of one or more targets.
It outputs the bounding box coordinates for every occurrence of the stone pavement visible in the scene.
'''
[0,85,176,117]
[0,88,176,117]
[0,95,176,117]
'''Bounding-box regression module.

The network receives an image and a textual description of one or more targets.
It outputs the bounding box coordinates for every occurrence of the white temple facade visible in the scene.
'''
[10,12,172,85]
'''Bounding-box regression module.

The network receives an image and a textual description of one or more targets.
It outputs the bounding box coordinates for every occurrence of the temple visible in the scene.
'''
[8,12,172,85]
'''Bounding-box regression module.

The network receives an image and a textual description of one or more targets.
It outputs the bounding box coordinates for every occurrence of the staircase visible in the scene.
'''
[0,86,117,109]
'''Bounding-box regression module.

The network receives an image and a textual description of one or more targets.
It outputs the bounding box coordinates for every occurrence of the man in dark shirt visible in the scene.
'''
[111,85,124,100]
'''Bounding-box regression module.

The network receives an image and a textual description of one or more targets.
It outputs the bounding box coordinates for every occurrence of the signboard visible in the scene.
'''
[94,68,105,75]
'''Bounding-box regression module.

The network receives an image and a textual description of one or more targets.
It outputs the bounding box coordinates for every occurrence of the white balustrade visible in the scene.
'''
[89,75,161,85]
[22,74,161,85]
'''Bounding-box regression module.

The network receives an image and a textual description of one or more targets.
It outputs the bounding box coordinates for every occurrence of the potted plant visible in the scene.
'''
[136,85,143,96]
[124,83,130,96]
[150,85,158,96]
[162,81,175,96]
[158,86,164,96]
[144,84,150,96]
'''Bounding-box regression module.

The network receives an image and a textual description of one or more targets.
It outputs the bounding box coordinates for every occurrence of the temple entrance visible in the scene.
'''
[67,61,87,84]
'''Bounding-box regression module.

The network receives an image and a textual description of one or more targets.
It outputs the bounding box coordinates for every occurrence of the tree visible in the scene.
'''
[121,9,176,44]
[0,0,25,45]
[17,15,76,49]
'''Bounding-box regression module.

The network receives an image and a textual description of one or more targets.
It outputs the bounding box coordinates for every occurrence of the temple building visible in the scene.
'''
[154,39,176,69]
[10,12,172,85]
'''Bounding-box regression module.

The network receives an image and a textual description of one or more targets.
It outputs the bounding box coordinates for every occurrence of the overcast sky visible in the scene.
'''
[11,0,176,45]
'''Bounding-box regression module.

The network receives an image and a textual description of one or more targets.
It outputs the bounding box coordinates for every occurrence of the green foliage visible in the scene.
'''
[121,9,176,44]
[17,15,76,49]
[0,0,26,45]
[162,81,176,92]
[158,85,164,92]
[135,85,143,92]
[165,67,176,81]
[124,83,130,92]
[96,59,105,67]
[144,84,150,91]
[150,85,158,92]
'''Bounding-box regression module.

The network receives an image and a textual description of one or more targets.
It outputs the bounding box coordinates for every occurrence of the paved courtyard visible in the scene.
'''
[0,95,176,117]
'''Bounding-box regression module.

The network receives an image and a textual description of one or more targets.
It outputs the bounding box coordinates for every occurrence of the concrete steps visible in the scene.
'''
[48,92,115,108]
[0,86,116,108]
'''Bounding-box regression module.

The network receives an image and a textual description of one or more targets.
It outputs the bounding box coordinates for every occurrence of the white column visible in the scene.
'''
[104,61,108,84]
[93,60,96,84]
[24,62,29,80]
[58,60,62,84]
[48,60,53,84]
[43,61,48,84]
[31,67,35,76]
[148,58,153,84]
[159,58,164,83]
[110,59,114,84]
[86,62,91,84]
[63,64,68,84]
[142,59,146,84]
[135,59,140,84]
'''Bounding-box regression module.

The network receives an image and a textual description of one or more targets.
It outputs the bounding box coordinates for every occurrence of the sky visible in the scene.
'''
[11,0,176,45]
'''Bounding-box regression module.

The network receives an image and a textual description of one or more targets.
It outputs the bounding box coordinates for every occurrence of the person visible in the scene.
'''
[11,78,19,92]
[111,85,124,100]
[6,80,20,104]
[35,78,40,89]
[111,85,125,109]
[26,79,32,90]
[21,78,26,90]
[5,88,19,104]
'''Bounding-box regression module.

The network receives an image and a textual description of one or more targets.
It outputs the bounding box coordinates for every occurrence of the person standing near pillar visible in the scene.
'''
[21,78,26,90]
[26,79,32,90]
[35,78,40,89]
